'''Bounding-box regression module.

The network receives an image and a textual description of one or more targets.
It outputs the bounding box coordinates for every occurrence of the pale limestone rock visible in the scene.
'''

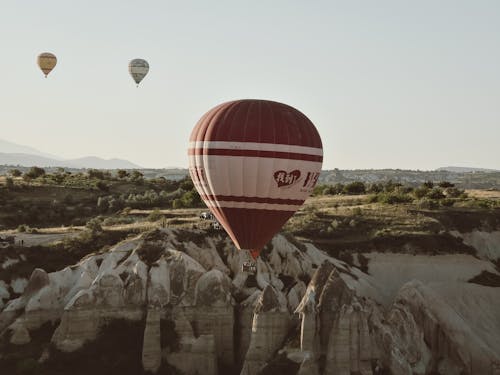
[237,290,262,365]
[392,280,499,375]
[287,280,307,312]
[165,249,205,306]
[11,278,28,294]
[51,292,100,351]
[166,334,218,375]
[270,235,314,279]
[148,258,170,307]
[192,269,235,367]
[9,319,31,345]
[297,354,319,375]
[181,236,230,275]
[0,268,51,331]
[256,258,284,291]
[142,308,162,373]
[318,269,353,352]
[241,286,290,375]
[296,261,336,356]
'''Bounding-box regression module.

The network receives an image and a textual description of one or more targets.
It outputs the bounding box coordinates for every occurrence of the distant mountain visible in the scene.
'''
[437,166,499,173]
[0,153,141,170]
[0,139,60,160]
[63,156,141,169]
[0,138,142,169]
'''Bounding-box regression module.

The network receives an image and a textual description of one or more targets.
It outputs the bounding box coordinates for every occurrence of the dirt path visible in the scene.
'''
[0,232,81,247]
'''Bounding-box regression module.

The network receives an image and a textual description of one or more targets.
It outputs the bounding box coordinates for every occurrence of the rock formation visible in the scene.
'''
[1,228,499,374]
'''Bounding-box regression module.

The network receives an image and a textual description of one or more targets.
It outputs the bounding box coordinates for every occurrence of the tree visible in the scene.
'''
[426,187,445,200]
[438,181,454,188]
[8,169,22,177]
[87,169,105,179]
[343,181,366,195]
[131,170,144,182]
[181,190,202,207]
[180,177,194,191]
[86,218,103,234]
[423,181,434,189]
[95,181,109,191]
[117,169,129,179]
[413,186,430,199]
[25,166,45,179]
[5,177,14,189]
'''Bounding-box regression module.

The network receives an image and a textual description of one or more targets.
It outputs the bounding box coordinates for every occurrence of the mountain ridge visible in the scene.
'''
[0,139,141,169]
[0,152,141,169]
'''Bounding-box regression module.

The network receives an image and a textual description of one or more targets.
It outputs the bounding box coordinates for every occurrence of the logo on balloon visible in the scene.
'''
[274,170,301,188]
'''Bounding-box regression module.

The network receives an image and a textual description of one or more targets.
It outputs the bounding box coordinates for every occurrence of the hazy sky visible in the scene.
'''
[1,0,499,170]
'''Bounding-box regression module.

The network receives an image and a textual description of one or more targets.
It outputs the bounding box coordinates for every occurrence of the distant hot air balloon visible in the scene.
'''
[128,58,149,86]
[37,52,57,78]
[188,99,323,270]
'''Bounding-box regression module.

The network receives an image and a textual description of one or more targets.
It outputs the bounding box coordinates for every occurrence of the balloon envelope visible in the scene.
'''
[37,52,57,77]
[128,58,149,85]
[188,99,323,258]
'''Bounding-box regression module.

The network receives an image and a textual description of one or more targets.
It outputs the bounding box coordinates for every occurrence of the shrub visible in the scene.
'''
[95,181,109,191]
[147,209,163,222]
[17,224,28,232]
[438,181,454,188]
[117,169,129,179]
[172,199,183,209]
[5,177,14,189]
[375,192,413,204]
[25,166,46,179]
[130,170,144,182]
[180,190,203,208]
[440,198,455,207]
[8,168,22,177]
[413,186,430,199]
[86,218,103,234]
[343,181,366,195]
[383,180,402,192]
[445,187,464,198]
[87,169,106,179]
[422,181,434,188]
[426,188,445,200]
[367,183,383,193]
[417,198,439,209]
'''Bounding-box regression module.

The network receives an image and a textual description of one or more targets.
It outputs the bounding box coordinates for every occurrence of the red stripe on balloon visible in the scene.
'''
[189,100,323,148]
[199,194,305,205]
[210,207,295,251]
[188,148,323,162]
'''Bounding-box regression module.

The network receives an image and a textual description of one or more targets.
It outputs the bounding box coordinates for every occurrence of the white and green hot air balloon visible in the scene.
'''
[128,58,149,87]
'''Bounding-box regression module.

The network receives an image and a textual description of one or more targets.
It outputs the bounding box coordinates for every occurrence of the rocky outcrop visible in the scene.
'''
[142,308,161,373]
[452,230,500,260]
[1,229,500,375]
[241,285,290,375]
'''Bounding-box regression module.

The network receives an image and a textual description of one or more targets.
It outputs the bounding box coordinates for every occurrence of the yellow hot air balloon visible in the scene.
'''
[37,52,57,78]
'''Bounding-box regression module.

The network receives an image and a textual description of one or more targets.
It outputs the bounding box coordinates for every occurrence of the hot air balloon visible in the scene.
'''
[128,58,149,86]
[188,99,323,272]
[37,52,57,78]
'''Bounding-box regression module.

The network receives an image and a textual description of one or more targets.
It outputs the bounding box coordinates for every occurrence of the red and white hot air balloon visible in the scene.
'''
[188,99,323,266]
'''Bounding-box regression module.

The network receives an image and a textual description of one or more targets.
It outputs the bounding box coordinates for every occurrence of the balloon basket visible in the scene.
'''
[242,261,257,274]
